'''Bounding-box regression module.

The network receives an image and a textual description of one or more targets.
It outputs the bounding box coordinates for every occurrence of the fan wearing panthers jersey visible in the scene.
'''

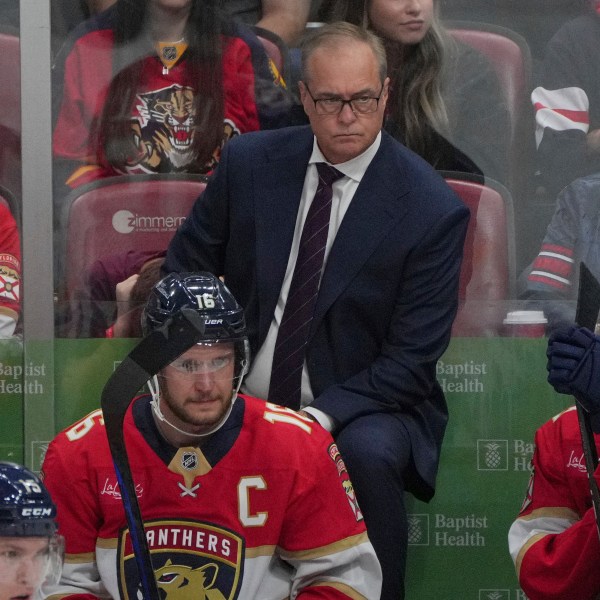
[40,272,382,599]
[0,202,20,338]
[508,406,600,600]
[52,0,291,195]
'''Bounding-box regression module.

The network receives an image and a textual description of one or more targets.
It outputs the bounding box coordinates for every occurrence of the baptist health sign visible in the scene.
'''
[407,438,534,547]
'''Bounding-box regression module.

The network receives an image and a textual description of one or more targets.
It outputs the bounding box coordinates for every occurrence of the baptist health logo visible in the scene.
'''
[477,439,509,471]
[112,210,186,234]
[407,514,429,545]
[477,439,533,472]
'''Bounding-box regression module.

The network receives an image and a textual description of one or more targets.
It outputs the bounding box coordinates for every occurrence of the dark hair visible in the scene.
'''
[131,256,165,304]
[96,0,225,172]
[117,256,165,338]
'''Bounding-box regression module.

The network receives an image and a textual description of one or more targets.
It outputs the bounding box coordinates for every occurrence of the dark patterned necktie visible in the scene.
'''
[268,162,344,409]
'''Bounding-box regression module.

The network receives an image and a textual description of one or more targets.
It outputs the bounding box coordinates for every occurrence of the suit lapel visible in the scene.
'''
[254,127,314,343]
[311,138,411,334]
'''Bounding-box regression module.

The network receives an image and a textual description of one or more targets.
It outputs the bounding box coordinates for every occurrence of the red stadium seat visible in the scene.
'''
[253,25,287,74]
[448,22,534,204]
[448,22,531,141]
[57,174,206,304]
[441,172,516,336]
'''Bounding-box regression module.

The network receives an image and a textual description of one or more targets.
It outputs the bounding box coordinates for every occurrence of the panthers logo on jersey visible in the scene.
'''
[117,519,244,599]
[154,560,227,599]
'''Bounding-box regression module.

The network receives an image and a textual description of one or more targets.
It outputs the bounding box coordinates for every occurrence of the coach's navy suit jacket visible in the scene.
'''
[165,125,469,500]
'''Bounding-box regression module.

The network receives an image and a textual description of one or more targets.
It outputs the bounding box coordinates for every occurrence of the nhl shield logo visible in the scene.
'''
[181,451,198,471]
[118,520,244,599]
[162,46,177,61]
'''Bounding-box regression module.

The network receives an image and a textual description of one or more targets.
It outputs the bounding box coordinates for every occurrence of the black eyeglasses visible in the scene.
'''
[305,84,385,115]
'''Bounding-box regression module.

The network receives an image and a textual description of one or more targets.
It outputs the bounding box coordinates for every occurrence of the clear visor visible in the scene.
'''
[0,534,64,593]
[159,339,250,382]
[168,353,233,376]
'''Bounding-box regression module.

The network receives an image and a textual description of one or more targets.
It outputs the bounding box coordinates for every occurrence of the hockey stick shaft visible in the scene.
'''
[574,262,600,541]
[101,308,205,599]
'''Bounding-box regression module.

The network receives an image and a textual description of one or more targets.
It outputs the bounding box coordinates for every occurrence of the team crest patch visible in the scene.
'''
[118,519,244,599]
[327,443,363,522]
[0,257,20,303]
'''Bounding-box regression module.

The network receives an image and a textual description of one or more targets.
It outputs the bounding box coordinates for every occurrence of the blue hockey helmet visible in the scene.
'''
[0,462,57,538]
[142,272,250,378]
[0,462,64,589]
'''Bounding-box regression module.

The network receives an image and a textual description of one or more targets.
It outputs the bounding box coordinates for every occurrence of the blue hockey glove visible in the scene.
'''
[547,325,600,414]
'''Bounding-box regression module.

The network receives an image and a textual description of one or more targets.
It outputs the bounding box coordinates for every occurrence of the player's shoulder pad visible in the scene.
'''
[551,405,578,424]
[58,408,106,445]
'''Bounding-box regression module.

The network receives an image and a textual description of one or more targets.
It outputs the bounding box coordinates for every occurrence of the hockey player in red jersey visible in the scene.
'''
[40,272,382,599]
[509,325,600,599]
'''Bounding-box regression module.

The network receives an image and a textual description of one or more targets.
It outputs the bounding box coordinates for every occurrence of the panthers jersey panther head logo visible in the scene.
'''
[154,560,226,600]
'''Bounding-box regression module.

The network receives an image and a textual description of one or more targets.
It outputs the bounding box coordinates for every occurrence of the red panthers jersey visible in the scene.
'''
[41,395,382,599]
[53,13,289,189]
[509,406,600,600]
[0,203,19,337]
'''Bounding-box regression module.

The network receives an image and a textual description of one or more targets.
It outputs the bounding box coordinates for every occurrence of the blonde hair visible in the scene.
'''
[384,6,453,154]
[319,0,455,157]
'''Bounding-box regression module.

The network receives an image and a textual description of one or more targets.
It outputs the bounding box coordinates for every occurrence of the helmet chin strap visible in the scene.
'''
[148,374,244,440]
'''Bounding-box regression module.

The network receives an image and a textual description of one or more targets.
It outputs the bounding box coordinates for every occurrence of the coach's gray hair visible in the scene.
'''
[300,21,387,84]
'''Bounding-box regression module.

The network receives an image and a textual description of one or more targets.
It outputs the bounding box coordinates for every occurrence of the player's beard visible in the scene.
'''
[159,382,234,434]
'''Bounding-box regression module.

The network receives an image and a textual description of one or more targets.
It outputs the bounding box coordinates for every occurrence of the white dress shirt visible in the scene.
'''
[242,132,382,429]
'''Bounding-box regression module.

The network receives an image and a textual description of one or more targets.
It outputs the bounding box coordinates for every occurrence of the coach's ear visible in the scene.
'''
[298,81,310,117]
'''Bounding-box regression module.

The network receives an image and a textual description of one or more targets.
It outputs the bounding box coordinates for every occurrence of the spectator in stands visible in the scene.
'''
[222,0,312,46]
[60,250,164,338]
[53,0,312,48]
[519,173,600,331]
[52,0,291,196]
[532,0,600,198]
[108,255,165,338]
[0,202,20,338]
[52,0,115,47]
[318,0,510,183]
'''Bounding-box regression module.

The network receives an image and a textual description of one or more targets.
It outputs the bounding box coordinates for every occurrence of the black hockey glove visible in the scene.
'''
[547,325,600,414]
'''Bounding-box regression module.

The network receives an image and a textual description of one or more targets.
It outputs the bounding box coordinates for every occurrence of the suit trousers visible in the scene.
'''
[335,413,412,600]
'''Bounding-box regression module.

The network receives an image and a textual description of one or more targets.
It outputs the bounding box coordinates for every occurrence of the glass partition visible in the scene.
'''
[5,0,599,596]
